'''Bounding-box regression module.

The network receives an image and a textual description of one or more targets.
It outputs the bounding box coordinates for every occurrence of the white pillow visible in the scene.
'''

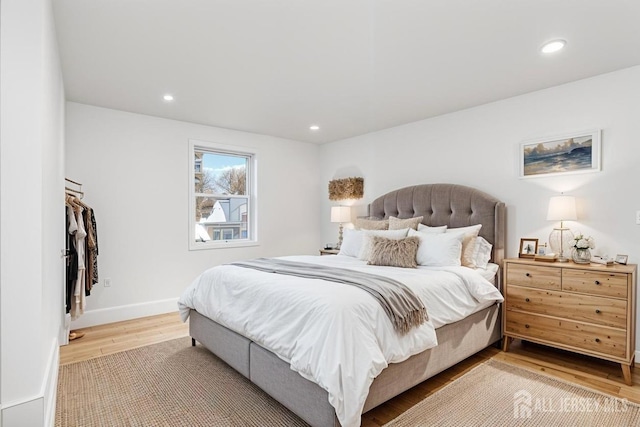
[358,228,409,261]
[409,229,463,266]
[446,224,482,267]
[473,237,493,269]
[445,224,482,236]
[338,228,364,257]
[417,224,447,233]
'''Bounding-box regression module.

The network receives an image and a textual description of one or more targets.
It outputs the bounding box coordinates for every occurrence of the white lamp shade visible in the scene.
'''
[331,206,351,223]
[547,196,577,221]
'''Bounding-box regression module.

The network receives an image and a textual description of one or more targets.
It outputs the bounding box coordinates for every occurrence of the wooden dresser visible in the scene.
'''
[502,258,637,385]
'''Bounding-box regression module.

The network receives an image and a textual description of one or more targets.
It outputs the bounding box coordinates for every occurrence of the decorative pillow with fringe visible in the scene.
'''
[367,236,420,268]
[358,229,409,260]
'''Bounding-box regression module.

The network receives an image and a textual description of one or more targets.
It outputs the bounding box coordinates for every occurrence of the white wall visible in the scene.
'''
[319,65,640,344]
[0,0,66,425]
[65,103,321,327]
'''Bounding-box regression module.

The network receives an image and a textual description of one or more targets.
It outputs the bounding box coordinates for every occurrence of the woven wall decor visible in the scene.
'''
[328,177,364,200]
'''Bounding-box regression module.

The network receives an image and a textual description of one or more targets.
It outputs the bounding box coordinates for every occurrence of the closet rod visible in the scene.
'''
[65,177,84,197]
[65,177,82,187]
[65,187,84,198]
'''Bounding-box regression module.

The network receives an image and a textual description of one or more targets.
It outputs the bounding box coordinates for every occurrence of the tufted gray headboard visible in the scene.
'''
[368,183,505,267]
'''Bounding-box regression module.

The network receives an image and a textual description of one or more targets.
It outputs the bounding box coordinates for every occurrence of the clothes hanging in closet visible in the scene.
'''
[65,194,99,319]
[65,203,78,314]
[85,208,99,293]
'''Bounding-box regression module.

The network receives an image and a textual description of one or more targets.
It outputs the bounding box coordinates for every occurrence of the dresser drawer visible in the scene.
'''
[506,264,561,290]
[562,269,628,299]
[506,285,627,329]
[505,311,627,359]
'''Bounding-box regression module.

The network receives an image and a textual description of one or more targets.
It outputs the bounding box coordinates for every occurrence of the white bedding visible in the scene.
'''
[178,255,503,427]
[477,262,500,285]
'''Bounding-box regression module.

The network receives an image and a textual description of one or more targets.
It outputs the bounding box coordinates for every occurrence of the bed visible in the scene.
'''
[179,183,506,427]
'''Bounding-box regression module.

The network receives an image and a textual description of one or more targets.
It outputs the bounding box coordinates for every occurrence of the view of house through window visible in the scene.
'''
[192,144,254,247]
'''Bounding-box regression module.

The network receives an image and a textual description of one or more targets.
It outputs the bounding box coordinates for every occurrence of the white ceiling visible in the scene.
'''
[53,0,640,144]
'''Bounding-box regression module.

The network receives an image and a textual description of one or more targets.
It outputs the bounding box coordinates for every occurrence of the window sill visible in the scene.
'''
[189,240,259,251]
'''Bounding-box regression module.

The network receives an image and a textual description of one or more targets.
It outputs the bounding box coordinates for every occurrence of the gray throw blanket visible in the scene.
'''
[231,258,428,335]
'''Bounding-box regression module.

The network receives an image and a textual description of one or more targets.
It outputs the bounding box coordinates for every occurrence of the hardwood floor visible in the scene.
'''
[59,312,189,365]
[60,313,640,426]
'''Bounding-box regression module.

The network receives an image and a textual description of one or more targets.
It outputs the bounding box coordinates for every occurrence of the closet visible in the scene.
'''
[64,178,99,341]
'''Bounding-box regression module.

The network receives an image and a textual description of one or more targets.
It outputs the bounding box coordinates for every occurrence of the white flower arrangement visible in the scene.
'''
[571,233,595,250]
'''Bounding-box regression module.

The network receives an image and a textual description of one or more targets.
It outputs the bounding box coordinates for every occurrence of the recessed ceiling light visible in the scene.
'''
[309,125,320,131]
[541,39,566,54]
[163,94,174,101]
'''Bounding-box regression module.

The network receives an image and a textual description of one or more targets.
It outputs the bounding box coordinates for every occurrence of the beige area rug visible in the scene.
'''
[55,337,307,426]
[384,359,640,427]
[57,337,640,427]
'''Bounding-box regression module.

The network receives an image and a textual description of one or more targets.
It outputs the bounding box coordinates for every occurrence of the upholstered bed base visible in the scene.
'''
[188,183,506,426]
[190,303,501,427]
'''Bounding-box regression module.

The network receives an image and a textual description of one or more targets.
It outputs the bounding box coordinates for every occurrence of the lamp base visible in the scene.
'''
[336,223,344,250]
[549,227,574,262]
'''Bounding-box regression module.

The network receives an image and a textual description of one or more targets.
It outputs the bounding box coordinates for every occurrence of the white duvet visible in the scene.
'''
[178,255,503,427]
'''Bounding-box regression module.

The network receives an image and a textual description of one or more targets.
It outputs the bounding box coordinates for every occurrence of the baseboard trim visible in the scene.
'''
[0,338,58,427]
[0,397,43,427]
[43,338,60,427]
[69,297,179,329]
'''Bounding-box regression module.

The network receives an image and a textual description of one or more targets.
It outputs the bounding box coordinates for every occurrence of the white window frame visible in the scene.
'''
[188,139,258,250]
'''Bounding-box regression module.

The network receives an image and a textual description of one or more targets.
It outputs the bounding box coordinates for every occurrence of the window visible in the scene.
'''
[189,140,257,250]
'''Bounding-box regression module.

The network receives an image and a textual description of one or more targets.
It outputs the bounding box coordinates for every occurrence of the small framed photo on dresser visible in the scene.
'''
[615,254,628,265]
[519,238,538,258]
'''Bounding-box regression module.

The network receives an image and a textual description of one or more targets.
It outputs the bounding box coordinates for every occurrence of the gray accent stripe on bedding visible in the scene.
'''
[230,258,428,335]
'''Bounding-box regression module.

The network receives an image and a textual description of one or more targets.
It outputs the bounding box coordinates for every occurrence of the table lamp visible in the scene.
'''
[331,206,351,249]
[547,195,577,262]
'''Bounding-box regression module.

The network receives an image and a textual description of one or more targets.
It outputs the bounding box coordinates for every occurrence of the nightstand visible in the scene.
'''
[319,249,340,256]
[502,258,637,385]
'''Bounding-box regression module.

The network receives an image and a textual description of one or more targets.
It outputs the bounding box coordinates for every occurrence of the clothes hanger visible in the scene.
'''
[65,193,85,211]
[73,196,90,210]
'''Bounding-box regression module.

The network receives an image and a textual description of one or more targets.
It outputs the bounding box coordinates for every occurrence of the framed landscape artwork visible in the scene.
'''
[519,129,601,178]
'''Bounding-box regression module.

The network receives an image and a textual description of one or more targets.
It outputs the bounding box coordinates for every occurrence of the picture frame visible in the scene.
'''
[519,238,539,258]
[519,129,601,178]
[615,254,628,265]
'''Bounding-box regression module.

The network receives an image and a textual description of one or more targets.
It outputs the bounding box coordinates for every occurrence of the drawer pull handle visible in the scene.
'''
[525,298,530,302]
[595,280,601,285]
[595,309,601,314]
[595,338,601,343]
[525,324,530,329]
[525,273,531,277]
